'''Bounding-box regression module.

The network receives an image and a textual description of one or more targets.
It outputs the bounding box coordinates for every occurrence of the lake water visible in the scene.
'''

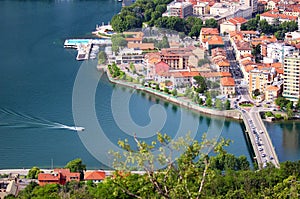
[0,0,298,169]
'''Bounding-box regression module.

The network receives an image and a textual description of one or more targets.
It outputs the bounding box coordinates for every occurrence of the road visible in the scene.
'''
[223,36,280,169]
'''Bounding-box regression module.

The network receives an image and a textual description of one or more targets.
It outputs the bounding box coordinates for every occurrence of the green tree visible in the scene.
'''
[27,166,43,179]
[111,34,127,53]
[253,89,260,97]
[110,133,231,199]
[194,76,207,93]
[171,88,177,96]
[259,19,273,34]
[225,100,231,110]
[204,18,218,28]
[163,87,169,93]
[215,99,223,110]
[98,51,107,65]
[65,158,86,180]
[206,97,212,107]
[275,97,290,109]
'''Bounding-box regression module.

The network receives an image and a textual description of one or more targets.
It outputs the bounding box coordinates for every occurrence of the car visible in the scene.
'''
[270,156,274,160]
[259,130,264,134]
[262,153,266,158]
[258,146,263,151]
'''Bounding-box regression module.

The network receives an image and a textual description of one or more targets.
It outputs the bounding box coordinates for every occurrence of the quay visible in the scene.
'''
[241,107,280,169]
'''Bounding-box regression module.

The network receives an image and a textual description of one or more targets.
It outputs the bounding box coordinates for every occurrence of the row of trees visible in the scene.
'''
[111,0,217,38]
[241,15,298,40]
[107,63,125,78]
[8,134,300,199]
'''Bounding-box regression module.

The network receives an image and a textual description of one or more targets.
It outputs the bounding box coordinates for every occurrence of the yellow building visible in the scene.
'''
[248,68,272,96]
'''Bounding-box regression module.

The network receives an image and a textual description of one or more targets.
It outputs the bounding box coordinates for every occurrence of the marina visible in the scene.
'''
[64,39,111,61]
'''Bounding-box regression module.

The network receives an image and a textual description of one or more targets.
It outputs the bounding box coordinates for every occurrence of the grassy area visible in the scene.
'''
[240,103,254,107]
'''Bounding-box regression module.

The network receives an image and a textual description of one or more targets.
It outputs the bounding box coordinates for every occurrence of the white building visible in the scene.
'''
[210,3,252,19]
[266,43,295,63]
[163,1,193,19]
[193,2,209,16]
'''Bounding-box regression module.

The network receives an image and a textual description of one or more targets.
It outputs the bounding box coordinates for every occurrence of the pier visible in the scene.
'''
[241,107,280,169]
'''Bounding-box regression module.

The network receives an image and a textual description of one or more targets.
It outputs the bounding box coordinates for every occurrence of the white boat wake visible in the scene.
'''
[0,108,84,132]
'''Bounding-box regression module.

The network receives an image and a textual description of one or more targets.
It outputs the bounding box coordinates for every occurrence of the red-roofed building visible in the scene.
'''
[260,10,297,24]
[220,77,235,96]
[84,171,106,183]
[38,169,80,186]
[206,35,224,54]
[200,28,219,46]
[155,61,169,75]
[216,60,230,72]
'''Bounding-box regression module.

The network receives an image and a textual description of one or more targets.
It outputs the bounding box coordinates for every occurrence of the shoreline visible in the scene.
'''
[99,65,243,121]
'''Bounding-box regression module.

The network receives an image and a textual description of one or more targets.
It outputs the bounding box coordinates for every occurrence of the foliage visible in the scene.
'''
[156,35,170,49]
[171,88,177,96]
[184,86,193,98]
[129,63,136,74]
[111,34,127,53]
[27,166,43,179]
[97,51,107,65]
[10,142,300,199]
[275,97,294,118]
[163,87,169,94]
[206,97,212,107]
[215,99,223,110]
[274,113,283,120]
[265,111,274,118]
[108,63,125,78]
[193,76,207,93]
[65,158,86,180]
[253,89,260,97]
[198,57,211,67]
[225,100,231,110]
[251,44,261,62]
[204,18,218,28]
[110,133,231,198]
[241,15,298,40]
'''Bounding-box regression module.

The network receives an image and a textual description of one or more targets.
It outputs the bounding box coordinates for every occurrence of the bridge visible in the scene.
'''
[241,106,280,169]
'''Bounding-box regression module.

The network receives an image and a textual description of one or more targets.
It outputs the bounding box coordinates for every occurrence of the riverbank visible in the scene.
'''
[98,65,242,121]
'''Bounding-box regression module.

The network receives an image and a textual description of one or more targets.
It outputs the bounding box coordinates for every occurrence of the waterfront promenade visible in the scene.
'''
[102,66,282,170]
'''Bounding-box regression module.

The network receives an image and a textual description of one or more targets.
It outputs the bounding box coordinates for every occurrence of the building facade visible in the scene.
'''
[283,51,300,103]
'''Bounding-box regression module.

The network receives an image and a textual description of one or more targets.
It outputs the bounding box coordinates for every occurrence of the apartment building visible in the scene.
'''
[283,51,300,103]
[163,1,193,19]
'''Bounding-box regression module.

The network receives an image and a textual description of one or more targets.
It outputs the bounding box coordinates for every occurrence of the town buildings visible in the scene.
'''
[38,169,80,186]
[163,1,193,18]
[0,180,18,199]
[220,17,248,34]
[220,77,236,95]
[283,51,300,103]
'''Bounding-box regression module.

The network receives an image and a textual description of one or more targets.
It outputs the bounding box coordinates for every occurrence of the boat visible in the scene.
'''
[70,126,85,131]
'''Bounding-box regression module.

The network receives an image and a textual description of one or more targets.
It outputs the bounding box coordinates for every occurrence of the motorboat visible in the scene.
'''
[70,126,85,131]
